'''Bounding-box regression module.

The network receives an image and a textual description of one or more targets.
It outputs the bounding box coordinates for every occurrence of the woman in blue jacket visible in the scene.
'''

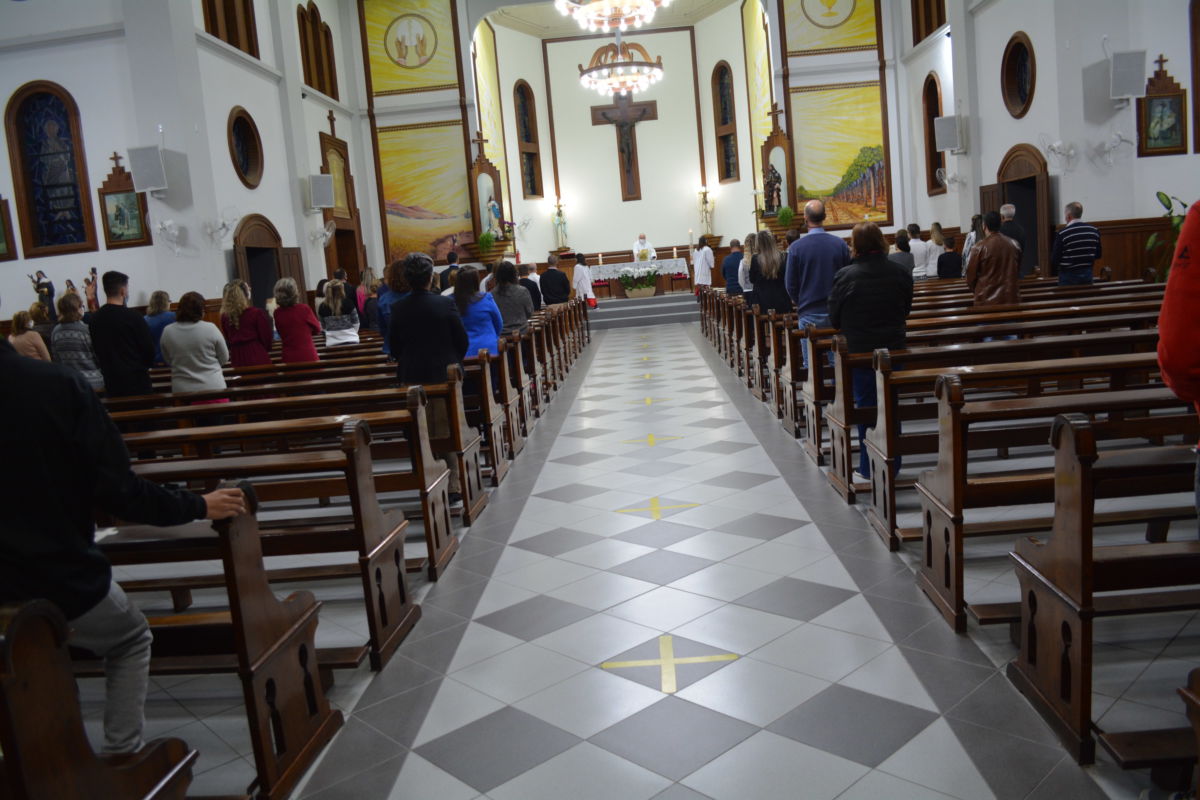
[453,266,502,358]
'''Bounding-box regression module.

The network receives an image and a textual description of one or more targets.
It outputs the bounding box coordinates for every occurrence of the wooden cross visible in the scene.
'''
[590,94,658,202]
[471,130,489,158]
[327,109,336,137]
[109,151,124,169]
[1154,53,1169,72]
[769,103,785,129]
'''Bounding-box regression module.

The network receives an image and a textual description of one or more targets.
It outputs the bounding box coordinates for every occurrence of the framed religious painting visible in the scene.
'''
[0,195,16,262]
[1137,55,1188,157]
[96,152,153,249]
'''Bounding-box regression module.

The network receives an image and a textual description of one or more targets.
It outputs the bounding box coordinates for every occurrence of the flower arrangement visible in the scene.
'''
[617,265,659,290]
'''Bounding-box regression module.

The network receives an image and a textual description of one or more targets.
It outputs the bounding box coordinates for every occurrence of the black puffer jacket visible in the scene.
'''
[828,252,913,354]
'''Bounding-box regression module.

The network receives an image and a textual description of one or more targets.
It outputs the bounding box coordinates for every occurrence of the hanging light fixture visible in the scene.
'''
[555,0,671,33]
[578,31,664,97]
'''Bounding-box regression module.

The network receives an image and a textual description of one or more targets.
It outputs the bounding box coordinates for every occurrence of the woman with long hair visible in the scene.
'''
[28,301,54,352]
[961,214,984,269]
[739,230,758,305]
[378,260,411,356]
[272,277,321,362]
[144,290,176,365]
[453,266,502,358]
[748,230,793,314]
[356,267,377,314]
[926,221,947,272]
[318,278,360,346]
[220,280,273,368]
[51,293,103,390]
[160,291,230,394]
[8,310,50,361]
[491,261,534,333]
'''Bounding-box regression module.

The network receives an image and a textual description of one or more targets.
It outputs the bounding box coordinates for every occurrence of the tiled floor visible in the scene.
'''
[84,323,1199,799]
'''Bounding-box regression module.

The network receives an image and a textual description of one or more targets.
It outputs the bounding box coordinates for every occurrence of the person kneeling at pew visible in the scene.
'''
[0,318,247,754]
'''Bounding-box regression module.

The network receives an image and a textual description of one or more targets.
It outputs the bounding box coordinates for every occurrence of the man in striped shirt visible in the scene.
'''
[1050,201,1102,285]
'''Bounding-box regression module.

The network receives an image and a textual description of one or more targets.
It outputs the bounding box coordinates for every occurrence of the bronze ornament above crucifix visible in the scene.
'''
[591,94,658,202]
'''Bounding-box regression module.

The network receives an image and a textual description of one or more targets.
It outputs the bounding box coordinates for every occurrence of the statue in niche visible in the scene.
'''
[487,197,502,238]
[764,164,783,214]
[552,203,568,250]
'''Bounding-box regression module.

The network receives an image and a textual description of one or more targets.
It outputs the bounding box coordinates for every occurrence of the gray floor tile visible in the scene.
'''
[898,618,996,669]
[601,635,739,692]
[625,446,689,461]
[562,428,619,439]
[620,460,693,477]
[834,553,910,591]
[691,441,756,455]
[474,595,595,641]
[393,603,468,646]
[861,594,944,642]
[653,785,714,800]
[551,451,615,466]
[610,550,715,584]
[1022,757,1112,800]
[687,418,741,429]
[767,684,937,767]
[510,527,605,556]
[589,697,757,781]
[533,484,611,503]
[298,717,406,797]
[416,707,580,794]
[355,679,444,748]
[354,655,443,712]
[716,512,808,540]
[301,753,407,799]
[943,717,1064,799]
[616,520,716,548]
[702,471,779,490]
[944,672,1060,747]
[735,577,857,621]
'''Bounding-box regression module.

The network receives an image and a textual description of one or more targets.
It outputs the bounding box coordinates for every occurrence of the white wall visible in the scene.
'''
[896,26,960,230]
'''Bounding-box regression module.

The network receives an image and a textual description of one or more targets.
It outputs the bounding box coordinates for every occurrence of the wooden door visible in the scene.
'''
[979,183,1003,215]
[281,247,307,297]
[1034,171,1052,275]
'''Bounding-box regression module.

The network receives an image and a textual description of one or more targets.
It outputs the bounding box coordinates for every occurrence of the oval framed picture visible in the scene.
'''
[1001,32,1036,119]
[227,106,264,189]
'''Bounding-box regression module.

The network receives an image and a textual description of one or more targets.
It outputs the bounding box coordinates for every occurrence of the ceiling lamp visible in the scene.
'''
[555,0,670,33]
[578,33,664,97]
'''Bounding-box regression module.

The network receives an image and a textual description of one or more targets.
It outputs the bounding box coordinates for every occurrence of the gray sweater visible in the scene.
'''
[159,320,229,393]
[491,284,534,333]
[51,321,104,390]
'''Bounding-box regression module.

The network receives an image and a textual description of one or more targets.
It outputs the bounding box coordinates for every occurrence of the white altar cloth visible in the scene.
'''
[591,258,689,281]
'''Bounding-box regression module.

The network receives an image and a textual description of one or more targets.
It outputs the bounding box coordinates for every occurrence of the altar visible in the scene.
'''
[589,257,692,298]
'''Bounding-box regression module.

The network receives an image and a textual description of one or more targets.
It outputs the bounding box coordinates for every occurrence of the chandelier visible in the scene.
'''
[555,0,670,32]
[578,33,664,97]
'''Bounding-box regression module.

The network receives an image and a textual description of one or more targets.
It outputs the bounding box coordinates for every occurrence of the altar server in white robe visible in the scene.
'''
[632,233,657,263]
[572,253,596,306]
[691,235,714,296]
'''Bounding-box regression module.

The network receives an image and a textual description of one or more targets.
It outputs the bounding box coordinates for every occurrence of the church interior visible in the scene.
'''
[1,0,1199,798]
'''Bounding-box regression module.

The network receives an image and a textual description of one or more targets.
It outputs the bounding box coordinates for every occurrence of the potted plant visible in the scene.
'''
[776,205,795,227]
[618,265,659,299]
[1146,192,1189,280]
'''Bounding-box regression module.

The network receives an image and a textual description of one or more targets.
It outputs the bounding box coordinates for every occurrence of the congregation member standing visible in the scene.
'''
[0,313,245,754]
[721,239,743,297]
[455,266,503,357]
[937,236,964,279]
[1050,201,1102,285]
[143,290,175,366]
[492,261,534,333]
[439,251,459,292]
[961,214,984,266]
[356,266,377,313]
[318,279,360,346]
[389,254,470,507]
[691,235,714,296]
[220,280,273,368]
[89,270,154,397]
[272,277,321,362]
[828,222,914,480]
[52,294,104,390]
[748,230,792,314]
[572,253,595,306]
[999,203,1029,274]
[889,230,916,275]
[518,264,542,310]
[927,222,948,273]
[8,309,50,361]
[965,211,1021,306]
[905,224,930,279]
[740,231,758,307]
[159,291,229,395]
[377,261,410,357]
[29,302,54,352]
[785,200,851,364]
[540,254,571,307]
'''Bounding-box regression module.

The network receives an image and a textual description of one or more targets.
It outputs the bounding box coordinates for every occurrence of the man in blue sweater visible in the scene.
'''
[784,200,851,365]
[721,239,743,296]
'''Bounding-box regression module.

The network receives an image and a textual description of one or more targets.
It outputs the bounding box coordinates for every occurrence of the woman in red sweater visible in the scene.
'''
[1156,199,1200,532]
[219,280,273,368]
[271,277,320,362]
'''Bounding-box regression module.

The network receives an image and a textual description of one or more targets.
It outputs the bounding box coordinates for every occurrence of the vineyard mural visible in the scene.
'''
[789,80,890,228]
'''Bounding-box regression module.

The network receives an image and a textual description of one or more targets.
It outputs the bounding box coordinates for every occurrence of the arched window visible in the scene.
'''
[202,0,259,59]
[513,80,543,198]
[922,72,946,196]
[4,81,98,257]
[298,2,339,100]
[711,62,739,183]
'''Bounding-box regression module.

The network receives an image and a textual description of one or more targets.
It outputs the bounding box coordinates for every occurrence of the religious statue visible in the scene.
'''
[764,165,783,214]
[486,198,502,238]
[27,270,56,321]
[698,190,714,236]
[601,104,649,197]
[552,203,569,250]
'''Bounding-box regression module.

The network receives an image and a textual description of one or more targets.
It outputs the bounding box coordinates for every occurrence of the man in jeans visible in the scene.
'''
[0,310,246,753]
[784,199,851,366]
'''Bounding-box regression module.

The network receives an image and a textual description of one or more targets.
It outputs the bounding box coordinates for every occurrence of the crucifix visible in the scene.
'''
[471,130,489,159]
[1154,53,1169,72]
[327,109,337,137]
[109,151,124,169]
[591,93,658,202]
[768,103,785,131]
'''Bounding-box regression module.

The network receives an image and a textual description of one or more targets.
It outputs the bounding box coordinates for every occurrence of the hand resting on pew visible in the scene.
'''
[202,486,248,519]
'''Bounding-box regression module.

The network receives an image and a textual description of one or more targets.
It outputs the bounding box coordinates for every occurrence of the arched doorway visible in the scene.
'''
[233,213,306,309]
[979,143,1051,276]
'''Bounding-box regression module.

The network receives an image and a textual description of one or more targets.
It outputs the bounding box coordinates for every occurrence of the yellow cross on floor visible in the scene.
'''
[601,634,738,693]
[616,496,699,520]
[627,397,669,406]
[621,434,682,447]
[640,373,654,379]
[640,356,652,362]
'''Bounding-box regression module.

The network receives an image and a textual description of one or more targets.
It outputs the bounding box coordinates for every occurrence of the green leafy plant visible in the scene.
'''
[476,231,496,251]
[617,265,658,290]
[776,205,795,227]
[1146,192,1189,280]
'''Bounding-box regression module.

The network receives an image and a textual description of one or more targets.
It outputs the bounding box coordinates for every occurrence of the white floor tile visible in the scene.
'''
[607,586,726,631]
[683,730,868,800]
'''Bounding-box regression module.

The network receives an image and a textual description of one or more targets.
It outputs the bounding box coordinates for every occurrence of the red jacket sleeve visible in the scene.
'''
[304,305,321,335]
[255,308,273,349]
[1157,201,1200,403]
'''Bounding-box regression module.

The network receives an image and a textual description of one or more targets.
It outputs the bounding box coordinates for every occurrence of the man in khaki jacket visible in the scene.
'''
[965,210,1020,306]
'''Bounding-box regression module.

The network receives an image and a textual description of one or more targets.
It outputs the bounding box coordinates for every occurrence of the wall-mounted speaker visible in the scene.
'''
[127,145,168,192]
[1110,50,1146,99]
[934,115,964,153]
[309,174,334,209]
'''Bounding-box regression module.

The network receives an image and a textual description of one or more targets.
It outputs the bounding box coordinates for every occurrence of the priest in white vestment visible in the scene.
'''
[572,254,595,304]
[691,235,714,295]
[632,233,656,263]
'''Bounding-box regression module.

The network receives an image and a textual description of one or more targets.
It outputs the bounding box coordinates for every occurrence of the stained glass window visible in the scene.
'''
[513,81,542,198]
[711,63,739,182]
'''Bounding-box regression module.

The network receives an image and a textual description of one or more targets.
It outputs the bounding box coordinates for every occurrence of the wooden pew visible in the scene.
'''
[1006,414,1199,777]
[917,376,1196,630]
[462,351,510,486]
[1181,668,1200,791]
[861,329,1163,547]
[493,338,525,459]
[0,602,198,800]
[106,418,423,670]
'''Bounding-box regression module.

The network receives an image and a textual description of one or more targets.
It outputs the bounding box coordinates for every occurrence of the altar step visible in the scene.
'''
[588,292,699,330]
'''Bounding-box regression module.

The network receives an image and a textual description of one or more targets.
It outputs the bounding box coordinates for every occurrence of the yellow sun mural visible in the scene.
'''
[365,0,459,96]
[742,0,773,191]
[378,122,472,260]
[784,0,878,57]
[472,21,510,214]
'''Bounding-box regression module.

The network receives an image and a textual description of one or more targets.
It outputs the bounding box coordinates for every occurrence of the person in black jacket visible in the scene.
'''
[936,236,963,279]
[721,239,743,296]
[0,328,245,753]
[540,253,572,306]
[747,230,793,314]
[518,264,543,310]
[387,253,470,506]
[828,221,914,479]
[88,270,156,397]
